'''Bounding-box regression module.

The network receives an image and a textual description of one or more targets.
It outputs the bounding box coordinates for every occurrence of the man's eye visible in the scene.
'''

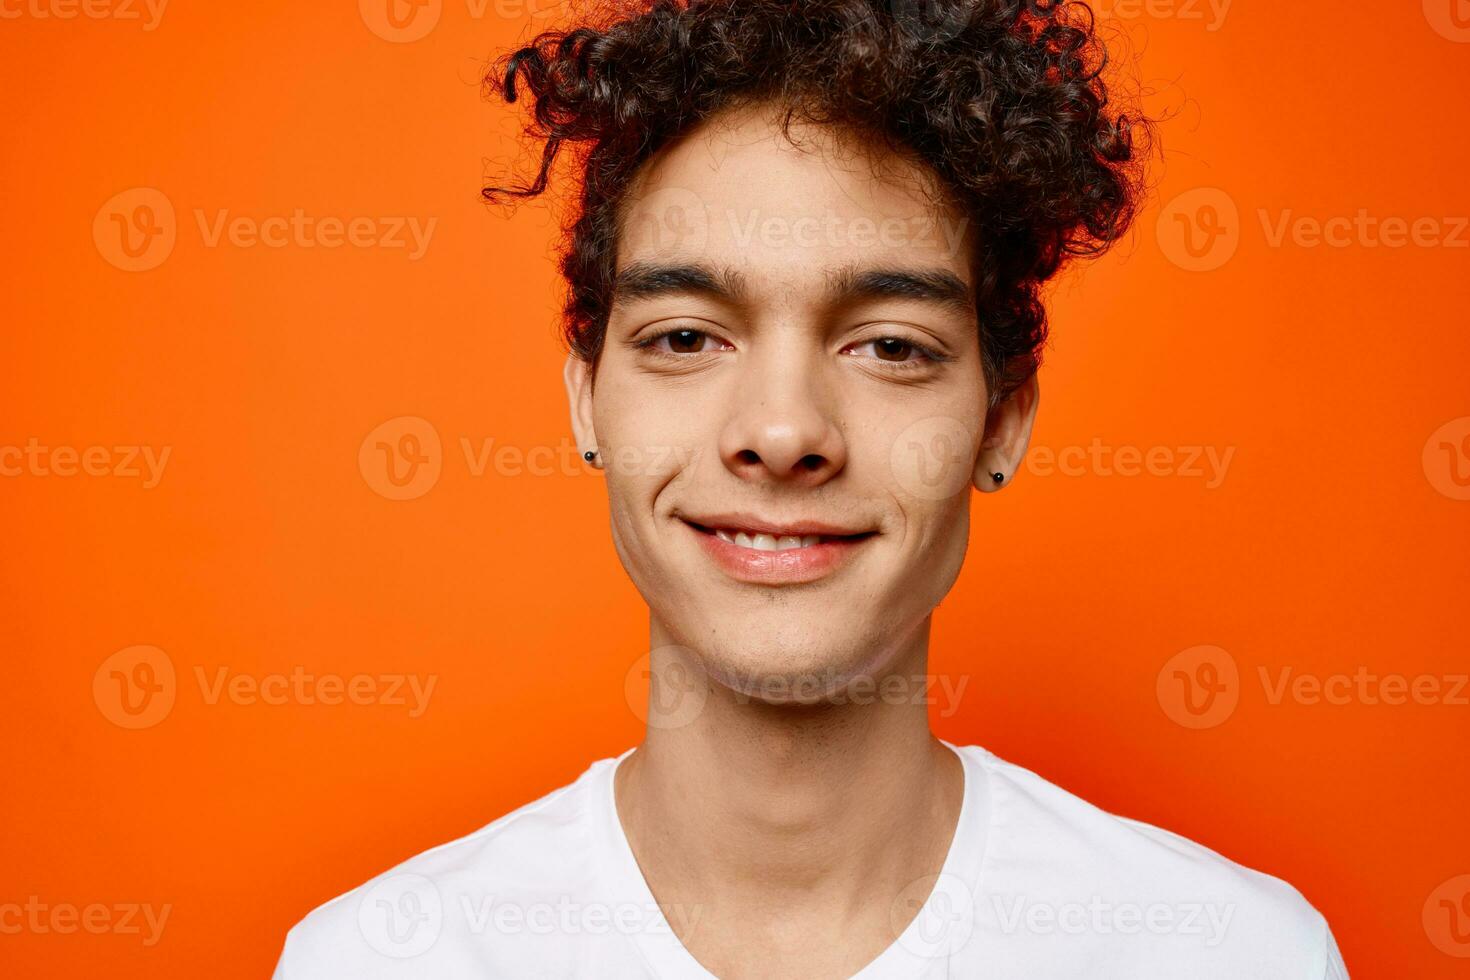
[847,337,931,363]
[647,329,727,354]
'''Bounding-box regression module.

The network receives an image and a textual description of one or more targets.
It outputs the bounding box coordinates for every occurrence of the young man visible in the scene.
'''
[273,2,1346,976]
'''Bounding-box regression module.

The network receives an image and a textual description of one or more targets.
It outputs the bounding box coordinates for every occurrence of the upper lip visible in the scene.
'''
[679,511,876,538]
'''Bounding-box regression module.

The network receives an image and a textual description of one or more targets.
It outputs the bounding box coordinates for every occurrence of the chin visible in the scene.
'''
[683,614,920,705]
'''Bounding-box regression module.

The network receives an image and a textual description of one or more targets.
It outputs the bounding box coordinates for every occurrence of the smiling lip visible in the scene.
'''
[679,513,877,585]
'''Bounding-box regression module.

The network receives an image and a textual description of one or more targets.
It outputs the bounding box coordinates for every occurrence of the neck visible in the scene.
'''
[616,616,963,930]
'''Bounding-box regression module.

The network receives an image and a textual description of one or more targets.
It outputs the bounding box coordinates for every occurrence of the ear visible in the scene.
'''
[563,354,598,462]
[974,373,1039,493]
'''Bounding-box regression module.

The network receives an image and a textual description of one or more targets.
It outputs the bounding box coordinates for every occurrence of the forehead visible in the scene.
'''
[615,105,974,299]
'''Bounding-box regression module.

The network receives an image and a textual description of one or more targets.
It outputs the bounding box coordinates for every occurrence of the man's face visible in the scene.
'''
[570,103,995,699]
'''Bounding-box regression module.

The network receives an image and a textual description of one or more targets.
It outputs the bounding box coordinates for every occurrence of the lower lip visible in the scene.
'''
[685,522,871,585]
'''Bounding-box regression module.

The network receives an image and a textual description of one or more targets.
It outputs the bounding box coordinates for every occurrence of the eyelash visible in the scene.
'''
[635,327,948,369]
[635,327,734,358]
[842,336,947,369]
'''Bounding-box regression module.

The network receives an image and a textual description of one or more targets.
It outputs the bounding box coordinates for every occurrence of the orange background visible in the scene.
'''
[2,1,1468,977]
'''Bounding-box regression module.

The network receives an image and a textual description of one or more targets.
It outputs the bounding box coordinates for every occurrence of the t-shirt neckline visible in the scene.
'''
[595,739,988,979]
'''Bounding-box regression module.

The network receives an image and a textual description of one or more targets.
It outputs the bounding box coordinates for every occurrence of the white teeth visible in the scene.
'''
[716,529,824,550]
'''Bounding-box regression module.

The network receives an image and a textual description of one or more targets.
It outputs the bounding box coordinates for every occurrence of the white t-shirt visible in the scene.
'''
[271,741,1348,978]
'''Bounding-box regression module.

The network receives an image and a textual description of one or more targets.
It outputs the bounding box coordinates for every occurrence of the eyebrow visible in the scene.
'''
[612,262,751,305]
[826,263,975,320]
[611,261,975,319]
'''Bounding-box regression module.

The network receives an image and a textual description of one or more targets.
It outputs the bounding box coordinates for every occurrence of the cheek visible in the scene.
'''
[924,495,972,571]
[869,412,983,508]
[596,413,709,494]
[887,494,971,623]
[857,404,975,594]
[844,366,987,500]
[593,378,710,565]
[593,371,697,475]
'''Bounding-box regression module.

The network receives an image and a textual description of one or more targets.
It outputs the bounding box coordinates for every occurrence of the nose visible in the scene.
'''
[718,351,847,486]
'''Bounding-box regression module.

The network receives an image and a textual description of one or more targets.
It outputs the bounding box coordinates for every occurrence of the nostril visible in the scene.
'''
[736,449,761,465]
[797,454,826,472]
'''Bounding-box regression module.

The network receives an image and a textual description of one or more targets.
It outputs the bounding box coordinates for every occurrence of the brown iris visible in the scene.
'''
[873,338,913,361]
[667,329,704,353]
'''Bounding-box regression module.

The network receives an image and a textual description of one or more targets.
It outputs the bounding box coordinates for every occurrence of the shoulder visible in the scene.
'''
[952,744,1346,978]
[270,754,625,980]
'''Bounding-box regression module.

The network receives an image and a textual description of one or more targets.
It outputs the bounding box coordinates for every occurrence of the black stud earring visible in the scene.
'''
[583,449,598,462]
[991,471,1004,484]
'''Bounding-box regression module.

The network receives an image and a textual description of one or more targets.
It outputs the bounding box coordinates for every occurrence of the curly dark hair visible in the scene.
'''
[483,0,1152,408]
